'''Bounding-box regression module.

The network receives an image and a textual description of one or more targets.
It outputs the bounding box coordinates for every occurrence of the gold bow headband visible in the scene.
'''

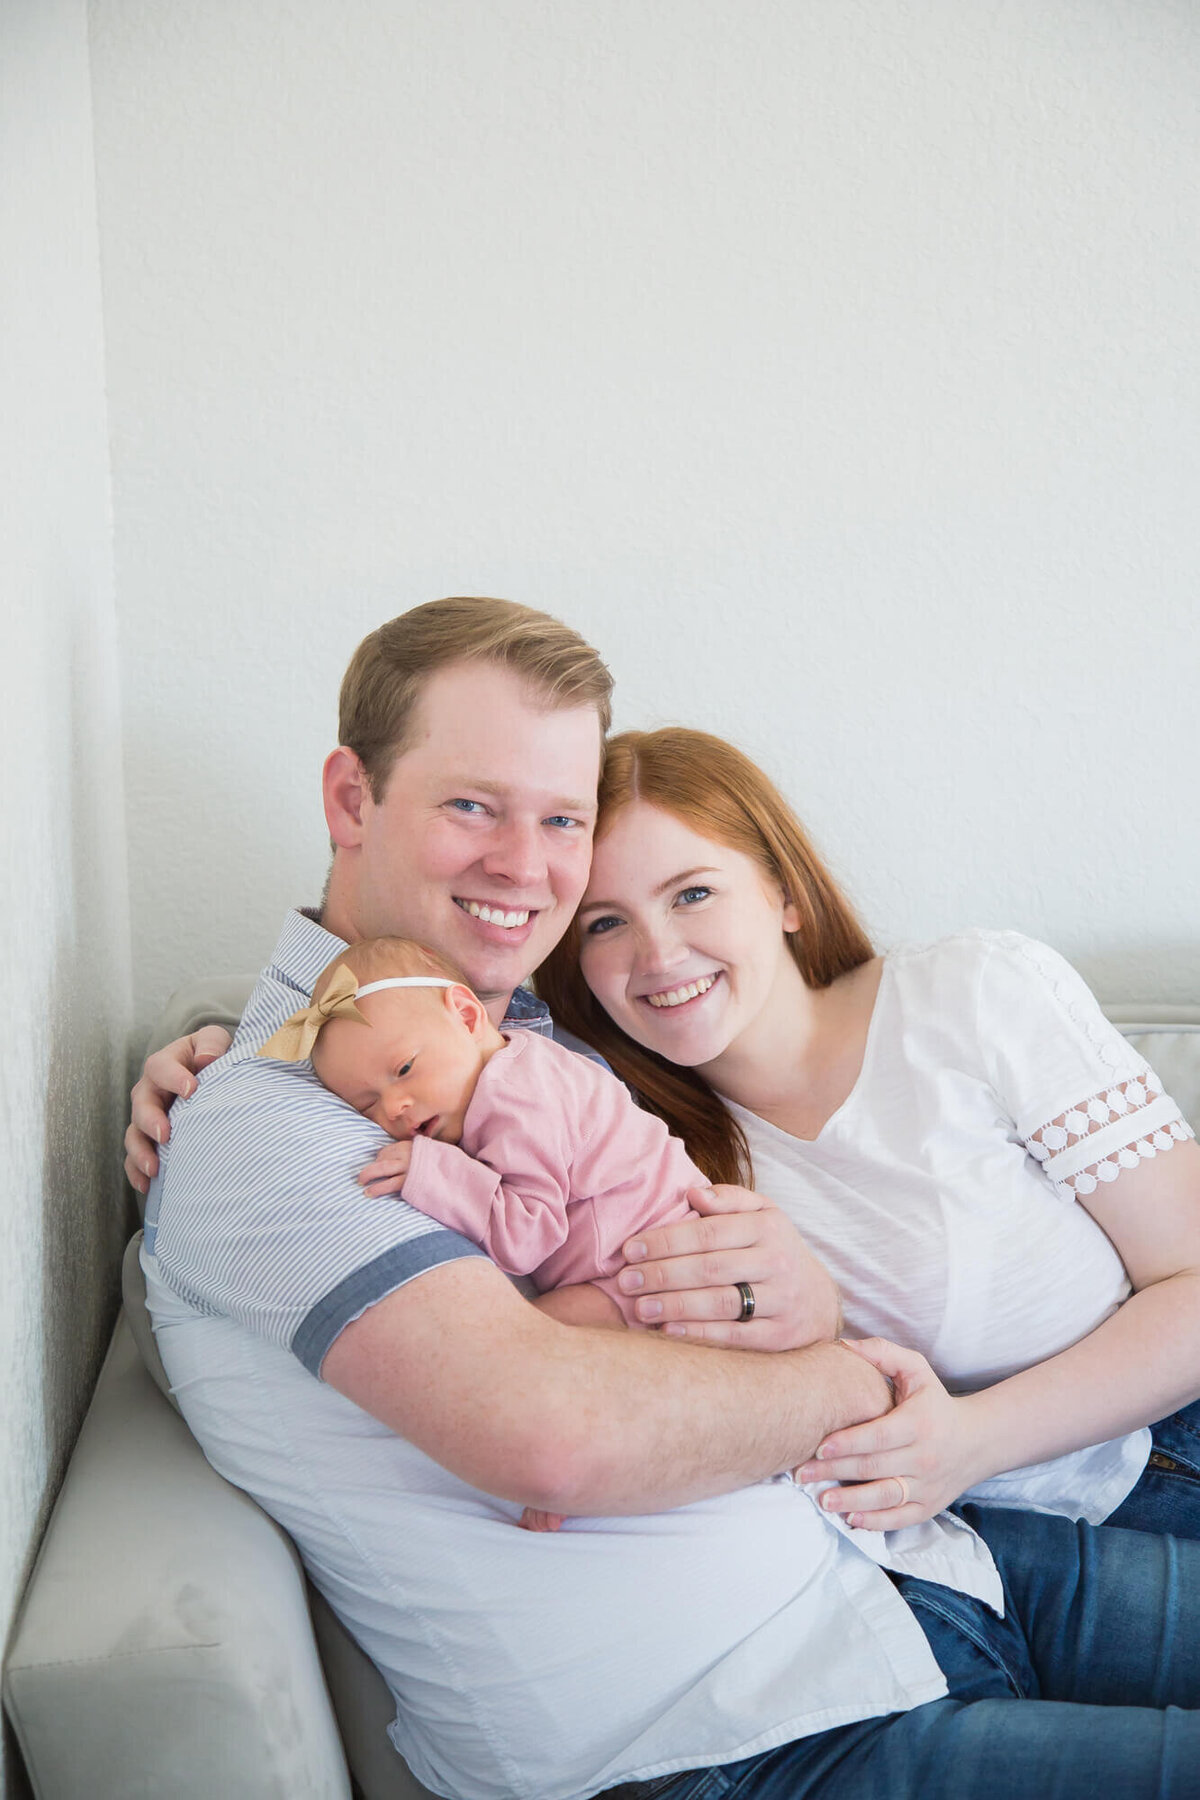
[257,968,455,1063]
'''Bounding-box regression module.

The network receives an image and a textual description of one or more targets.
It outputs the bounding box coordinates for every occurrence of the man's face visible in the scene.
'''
[342,662,602,1011]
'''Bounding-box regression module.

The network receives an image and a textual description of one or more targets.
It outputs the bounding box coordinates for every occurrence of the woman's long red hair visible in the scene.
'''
[536,728,873,1185]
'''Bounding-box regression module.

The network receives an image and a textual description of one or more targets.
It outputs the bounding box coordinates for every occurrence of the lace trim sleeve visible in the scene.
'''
[1025,1074,1195,1201]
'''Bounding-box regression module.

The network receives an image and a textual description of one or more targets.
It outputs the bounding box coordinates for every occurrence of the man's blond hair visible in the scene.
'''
[338,597,613,798]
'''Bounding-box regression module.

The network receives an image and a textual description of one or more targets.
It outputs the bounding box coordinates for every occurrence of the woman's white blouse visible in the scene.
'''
[726,930,1195,1525]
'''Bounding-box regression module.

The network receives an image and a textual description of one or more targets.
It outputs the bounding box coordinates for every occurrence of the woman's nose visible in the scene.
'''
[634,922,689,981]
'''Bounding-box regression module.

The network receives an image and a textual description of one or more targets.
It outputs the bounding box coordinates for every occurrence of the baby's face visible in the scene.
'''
[313,987,490,1143]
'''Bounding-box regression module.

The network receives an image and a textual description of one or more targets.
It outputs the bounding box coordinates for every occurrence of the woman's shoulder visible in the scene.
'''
[885,927,1040,983]
[883,929,1093,1026]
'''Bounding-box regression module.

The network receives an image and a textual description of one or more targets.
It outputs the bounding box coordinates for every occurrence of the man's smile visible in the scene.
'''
[454,897,538,933]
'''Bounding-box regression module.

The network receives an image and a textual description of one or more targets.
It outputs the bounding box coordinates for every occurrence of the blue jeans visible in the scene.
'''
[1105,1397,1200,1538]
[627,1504,1200,1800]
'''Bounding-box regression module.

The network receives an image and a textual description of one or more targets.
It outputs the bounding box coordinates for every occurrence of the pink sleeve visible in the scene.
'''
[531,1060,704,1319]
[402,1129,573,1277]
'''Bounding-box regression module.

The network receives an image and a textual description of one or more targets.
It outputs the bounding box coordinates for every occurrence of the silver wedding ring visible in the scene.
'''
[735,1281,756,1322]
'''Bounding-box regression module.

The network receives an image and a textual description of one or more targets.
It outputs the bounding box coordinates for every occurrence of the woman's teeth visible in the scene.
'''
[646,975,717,1009]
[457,900,531,930]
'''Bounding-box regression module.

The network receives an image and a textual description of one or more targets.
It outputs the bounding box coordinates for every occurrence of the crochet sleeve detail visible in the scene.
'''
[1025,1074,1195,1202]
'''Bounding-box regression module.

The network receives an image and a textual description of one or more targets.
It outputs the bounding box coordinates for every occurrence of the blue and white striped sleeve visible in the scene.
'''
[148,1056,487,1376]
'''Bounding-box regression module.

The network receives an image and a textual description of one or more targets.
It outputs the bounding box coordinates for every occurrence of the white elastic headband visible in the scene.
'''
[355,977,455,999]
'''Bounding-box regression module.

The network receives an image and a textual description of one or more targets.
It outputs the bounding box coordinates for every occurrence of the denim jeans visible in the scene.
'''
[1105,1397,1200,1538]
[623,1504,1200,1800]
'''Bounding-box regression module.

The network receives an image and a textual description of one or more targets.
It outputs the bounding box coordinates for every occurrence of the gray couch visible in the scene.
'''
[6,981,1200,1799]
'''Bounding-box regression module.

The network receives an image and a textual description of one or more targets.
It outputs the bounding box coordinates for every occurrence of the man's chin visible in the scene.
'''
[451,919,552,1003]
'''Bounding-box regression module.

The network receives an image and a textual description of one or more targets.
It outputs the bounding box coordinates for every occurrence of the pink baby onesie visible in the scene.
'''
[399,1030,703,1324]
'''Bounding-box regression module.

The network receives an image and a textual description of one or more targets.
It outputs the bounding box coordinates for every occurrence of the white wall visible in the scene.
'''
[0,6,132,1793]
[87,0,1200,1039]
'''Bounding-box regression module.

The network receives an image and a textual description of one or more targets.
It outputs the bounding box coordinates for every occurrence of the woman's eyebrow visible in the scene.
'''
[579,867,719,912]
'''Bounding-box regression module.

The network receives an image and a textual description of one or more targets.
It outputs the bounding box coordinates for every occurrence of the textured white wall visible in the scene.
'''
[88,0,1200,1040]
[0,3,133,1794]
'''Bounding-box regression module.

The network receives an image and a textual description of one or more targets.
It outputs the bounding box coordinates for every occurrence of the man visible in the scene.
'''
[134,598,1200,1800]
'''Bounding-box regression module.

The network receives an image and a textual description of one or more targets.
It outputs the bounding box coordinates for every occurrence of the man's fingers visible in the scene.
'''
[619,1230,768,1293]
[629,1281,765,1326]
[684,1183,768,1215]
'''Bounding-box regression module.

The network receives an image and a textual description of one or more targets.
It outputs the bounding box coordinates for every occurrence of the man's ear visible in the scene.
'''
[323,747,370,849]
[444,983,488,1036]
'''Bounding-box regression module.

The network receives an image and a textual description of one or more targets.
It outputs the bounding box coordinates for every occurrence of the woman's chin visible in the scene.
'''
[626,1008,732,1069]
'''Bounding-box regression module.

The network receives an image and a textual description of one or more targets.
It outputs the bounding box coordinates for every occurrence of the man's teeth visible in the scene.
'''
[646,976,717,1009]
[458,900,531,929]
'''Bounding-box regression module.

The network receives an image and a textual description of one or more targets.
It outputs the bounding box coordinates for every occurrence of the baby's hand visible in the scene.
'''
[518,1508,566,1533]
[358,1140,413,1197]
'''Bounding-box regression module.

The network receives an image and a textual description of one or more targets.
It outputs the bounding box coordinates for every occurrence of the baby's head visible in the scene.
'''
[307,938,505,1141]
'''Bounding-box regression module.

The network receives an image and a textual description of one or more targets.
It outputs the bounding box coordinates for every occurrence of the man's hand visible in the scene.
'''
[793,1337,988,1529]
[123,1026,233,1193]
[615,1184,841,1350]
[358,1139,413,1197]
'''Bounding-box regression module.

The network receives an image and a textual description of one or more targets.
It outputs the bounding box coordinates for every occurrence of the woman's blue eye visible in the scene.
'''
[678,886,712,905]
[584,915,622,936]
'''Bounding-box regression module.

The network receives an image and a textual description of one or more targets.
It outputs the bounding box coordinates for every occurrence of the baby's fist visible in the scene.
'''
[358,1139,413,1197]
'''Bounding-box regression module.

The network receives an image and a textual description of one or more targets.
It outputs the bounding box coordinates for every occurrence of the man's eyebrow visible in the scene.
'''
[579,867,719,912]
[445,778,596,813]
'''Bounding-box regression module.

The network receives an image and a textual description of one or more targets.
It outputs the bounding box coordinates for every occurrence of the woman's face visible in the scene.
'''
[577,801,802,1072]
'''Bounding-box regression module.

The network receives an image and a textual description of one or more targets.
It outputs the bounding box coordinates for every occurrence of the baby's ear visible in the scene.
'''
[444,982,487,1035]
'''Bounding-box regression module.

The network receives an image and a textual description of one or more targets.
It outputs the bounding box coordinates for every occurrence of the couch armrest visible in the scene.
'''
[3,1312,352,1799]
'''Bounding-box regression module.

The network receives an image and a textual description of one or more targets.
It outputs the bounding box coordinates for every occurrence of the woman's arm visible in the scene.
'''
[797,1138,1200,1527]
[124,1027,233,1193]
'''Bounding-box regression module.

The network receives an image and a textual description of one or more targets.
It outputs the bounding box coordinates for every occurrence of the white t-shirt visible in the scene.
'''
[727,930,1195,1525]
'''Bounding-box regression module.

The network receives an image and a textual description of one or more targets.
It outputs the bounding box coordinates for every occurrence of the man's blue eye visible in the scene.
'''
[449,799,484,814]
[544,815,581,830]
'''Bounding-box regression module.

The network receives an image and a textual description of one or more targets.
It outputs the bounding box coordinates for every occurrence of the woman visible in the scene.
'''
[534,727,1200,1534]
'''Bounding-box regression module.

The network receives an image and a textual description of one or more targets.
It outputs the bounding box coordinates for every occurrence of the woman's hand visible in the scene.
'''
[357,1140,413,1197]
[793,1337,987,1528]
[124,1026,233,1193]
[615,1184,842,1351]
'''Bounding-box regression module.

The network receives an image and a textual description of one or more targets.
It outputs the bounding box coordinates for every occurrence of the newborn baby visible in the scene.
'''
[259,936,706,1523]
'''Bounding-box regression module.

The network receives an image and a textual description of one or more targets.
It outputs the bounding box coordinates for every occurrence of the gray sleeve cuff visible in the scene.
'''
[292,1229,488,1375]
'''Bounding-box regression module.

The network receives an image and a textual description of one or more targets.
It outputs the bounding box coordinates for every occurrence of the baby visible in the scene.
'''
[259,936,706,1525]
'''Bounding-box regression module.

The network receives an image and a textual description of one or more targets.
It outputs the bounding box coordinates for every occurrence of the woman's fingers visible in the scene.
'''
[124,1025,234,1192]
[817,1476,921,1532]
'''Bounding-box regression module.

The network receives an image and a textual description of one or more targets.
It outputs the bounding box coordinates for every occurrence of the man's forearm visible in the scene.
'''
[322,1258,892,1514]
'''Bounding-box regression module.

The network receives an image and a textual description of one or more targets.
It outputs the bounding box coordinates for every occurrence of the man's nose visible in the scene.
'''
[481,818,547,890]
